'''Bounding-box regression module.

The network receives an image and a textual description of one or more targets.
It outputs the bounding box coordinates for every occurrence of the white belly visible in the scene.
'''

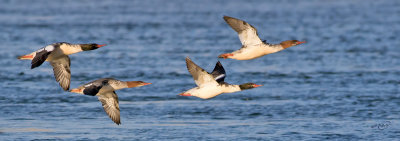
[185,86,223,99]
[231,44,283,60]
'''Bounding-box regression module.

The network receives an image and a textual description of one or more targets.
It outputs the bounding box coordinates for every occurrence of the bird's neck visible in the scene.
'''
[280,42,293,49]
[106,81,130,90]
[60,44,83,55]
[221,84,241,93]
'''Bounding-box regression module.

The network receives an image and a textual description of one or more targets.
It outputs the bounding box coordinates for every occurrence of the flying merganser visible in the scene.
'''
[218,16,306,60]
[179,57,262,99]
[17,42,106,91]
[69,78,151,125]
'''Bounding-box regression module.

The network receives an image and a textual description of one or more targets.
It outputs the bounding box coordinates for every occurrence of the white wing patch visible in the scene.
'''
[214,74,225,81]
[37,45,55,52]
[85,83,94,87]
[45,45,55,51]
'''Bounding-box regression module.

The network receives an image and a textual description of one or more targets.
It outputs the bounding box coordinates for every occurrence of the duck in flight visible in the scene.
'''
[179,57,262,99]
[17,42,106,91]
[218,16,306,60]
[70,78,151,125]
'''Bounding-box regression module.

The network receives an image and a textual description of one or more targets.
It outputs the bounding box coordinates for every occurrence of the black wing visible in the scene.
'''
[31,49,51,69]
[83,84,103,96]
[211,61,226,83]
[83,79,109,96]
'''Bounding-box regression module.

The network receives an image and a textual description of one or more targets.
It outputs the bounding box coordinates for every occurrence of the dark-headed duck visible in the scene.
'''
[18,42,106,91]
[179,57,262,99]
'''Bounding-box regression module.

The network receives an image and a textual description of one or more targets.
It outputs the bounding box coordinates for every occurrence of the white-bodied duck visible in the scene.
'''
[18,42,106,91]
[219,16,305,60]
[179,57,262,99]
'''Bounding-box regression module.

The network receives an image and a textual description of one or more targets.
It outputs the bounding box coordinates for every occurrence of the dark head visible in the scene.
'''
[126,81,152,88]
[239,83,263,90]
[280,40,306,49]
[81,44,106,51]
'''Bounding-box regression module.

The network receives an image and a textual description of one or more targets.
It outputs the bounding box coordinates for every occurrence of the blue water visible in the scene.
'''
[1,0,400,140]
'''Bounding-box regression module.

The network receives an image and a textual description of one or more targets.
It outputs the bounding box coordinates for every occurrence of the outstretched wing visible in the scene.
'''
[211,61,226,83]
[223,16,263,46]
[31,45,56,69]
[50,56,71,91]
[185,57,218,87]
[98,91,120,125]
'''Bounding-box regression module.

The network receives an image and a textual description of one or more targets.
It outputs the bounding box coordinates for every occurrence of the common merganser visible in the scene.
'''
[179,57,262,99]
[17,42,106,91]
[218,16,306,60]
[69,78,151,125]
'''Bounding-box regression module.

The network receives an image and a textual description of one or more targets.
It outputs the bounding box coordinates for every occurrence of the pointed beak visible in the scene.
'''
[70,88,81,93]
[296,41,306,45]
[97,44,107,48]
[253,84,263,88]
[142,83,152,86]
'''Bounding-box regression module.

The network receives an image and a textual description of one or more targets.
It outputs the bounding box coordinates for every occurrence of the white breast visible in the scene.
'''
[60,44,83,55]
[186,85,223,99]
[231,44,284,60]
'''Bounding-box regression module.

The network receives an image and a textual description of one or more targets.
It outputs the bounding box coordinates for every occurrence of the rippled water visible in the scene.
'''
[1,0,400,140]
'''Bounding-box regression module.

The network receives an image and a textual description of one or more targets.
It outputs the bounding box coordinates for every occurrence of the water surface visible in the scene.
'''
[0,0,400,140]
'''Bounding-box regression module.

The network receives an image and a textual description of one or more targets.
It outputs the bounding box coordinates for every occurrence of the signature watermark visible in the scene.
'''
[371,121,391,130]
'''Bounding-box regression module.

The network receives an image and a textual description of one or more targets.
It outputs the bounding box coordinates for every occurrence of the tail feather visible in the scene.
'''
[218,53,233,59]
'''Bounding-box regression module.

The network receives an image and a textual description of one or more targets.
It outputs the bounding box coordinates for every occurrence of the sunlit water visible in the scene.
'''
[1,0,400,140]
